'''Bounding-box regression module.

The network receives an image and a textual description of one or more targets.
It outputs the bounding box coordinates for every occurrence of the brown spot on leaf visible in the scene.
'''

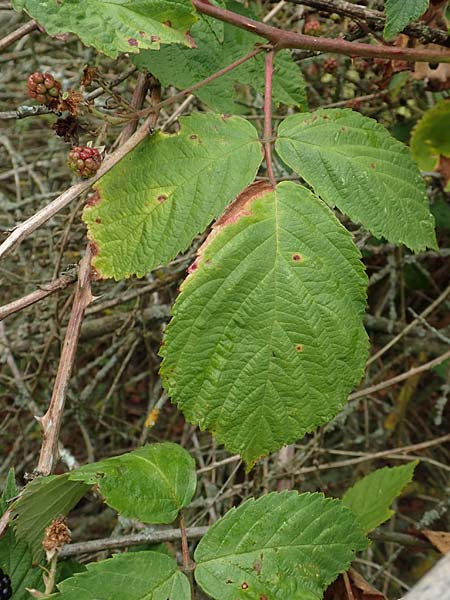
[89,241,99,256]
[215,181,273,229]
[292,253,302,262]
[139,31,146,37]
[190,134,200,141]
[85,189,101,208]
[260,596,268,600]
[163,20,172,27]
[151,35,161,43]
[253,560,262,574]
[370,163,377,169]
[187,259,199,274]
[128,38,138,46]
[157,194,167,203]
[241,582,249,590]
[296,344,303,352]
[185,31,197,48]
[95,217,101,224]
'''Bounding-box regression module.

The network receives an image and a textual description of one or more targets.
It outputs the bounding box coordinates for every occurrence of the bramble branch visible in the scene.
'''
[192,0,450,63]
[282,0,450,47]
[0,47,264,261]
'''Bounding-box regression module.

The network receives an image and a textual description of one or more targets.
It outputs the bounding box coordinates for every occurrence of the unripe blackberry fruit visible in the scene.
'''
[323,58,338,73]
[27,72,61,106]
[67,146,102,178]
[0,568,12,600]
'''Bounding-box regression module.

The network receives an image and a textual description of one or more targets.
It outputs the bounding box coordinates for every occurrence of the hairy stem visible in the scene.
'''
[263,49,277,188]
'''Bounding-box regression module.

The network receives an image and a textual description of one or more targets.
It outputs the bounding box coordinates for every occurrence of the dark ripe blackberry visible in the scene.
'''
[0,569,12,600]
[67,146,102,179]
[27,71,62,106]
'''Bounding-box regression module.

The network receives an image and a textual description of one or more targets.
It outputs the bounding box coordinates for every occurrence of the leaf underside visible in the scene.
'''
[0,471,45,599]
[69,442,197,524]
[160,181,368,465]
[12,0,196,57]
[51,551,190,599]
[275,109,437,253]
[384,0,430,40]
[84,112,263,280]
[10,475,90,563]
[342,461,418,533]
[195,491,368,600]
[134,0,307,113]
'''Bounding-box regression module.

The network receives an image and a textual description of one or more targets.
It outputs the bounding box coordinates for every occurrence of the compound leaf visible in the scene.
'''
[384,0,429,40]
[160,181,368,465]
[134,0,306,113]
[51,551,190,599]
[411,99,450,171]
[84,112,263,279]
[276,109,437,252]
[342,461,418,533]
[12,0,196,58]
[69,442,197,524]
[195,491,368,600]
[10,475,90,563]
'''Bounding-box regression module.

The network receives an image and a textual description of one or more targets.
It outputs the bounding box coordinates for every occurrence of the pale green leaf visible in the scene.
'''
[160,181,368,464]
[276,109,437,252]
[384,0,429,40]
[134,0,307,113]
[12,0,196,58]
[10,475,90,562]
[195,491,368,600]
[51,552,190,599]
[342,461,418,533]
[411,100,450,171]
[69,442,197,523]
[84,112,263,280]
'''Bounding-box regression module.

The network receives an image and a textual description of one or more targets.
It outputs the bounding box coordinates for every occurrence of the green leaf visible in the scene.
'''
[276,109,437,253]
[12,0,196,58]
[0,468,16,513]
[10,475,90,562]
[384,0,429,40]
[342,461,418,533]
[51,551,190,599]
[134,0,307,113]
[195,491,368,600]
[0,471,45,599]
[160,181,368,465]
[84,112,263,280]
[411,100,450,171]
[69,442,197,523]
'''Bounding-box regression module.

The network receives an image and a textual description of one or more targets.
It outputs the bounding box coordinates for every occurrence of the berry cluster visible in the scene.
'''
[27,72,61,107]
[0,568,12,599]
[67,146,102,179]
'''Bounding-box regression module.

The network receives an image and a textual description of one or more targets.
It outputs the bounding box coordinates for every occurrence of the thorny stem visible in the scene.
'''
[192,0,450,63]
[0,47,265,261]
[263,49,277,188]
[0,19,38,53]
[180,513,192,571]
[0,271,77,321]
[284,0,450,47]
[179,513,196,598]
[36,246,94,475]
[130,45,266,120]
